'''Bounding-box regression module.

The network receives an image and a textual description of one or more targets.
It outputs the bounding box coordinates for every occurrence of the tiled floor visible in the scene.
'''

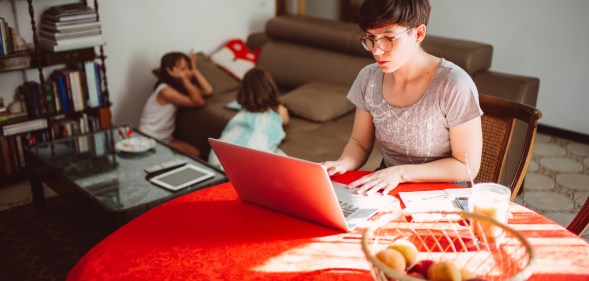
[515,133,589,241]
[1,133,588,241]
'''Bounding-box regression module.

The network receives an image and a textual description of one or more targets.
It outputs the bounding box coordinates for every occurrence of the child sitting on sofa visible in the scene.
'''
[208,67,289,170]
[139,50,213,159]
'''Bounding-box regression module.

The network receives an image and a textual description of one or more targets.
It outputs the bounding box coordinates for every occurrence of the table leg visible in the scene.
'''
[30,176,45,212]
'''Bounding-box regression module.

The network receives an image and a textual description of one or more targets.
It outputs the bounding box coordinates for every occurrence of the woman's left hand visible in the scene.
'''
[189,49,198,69]
[348,166,403,195]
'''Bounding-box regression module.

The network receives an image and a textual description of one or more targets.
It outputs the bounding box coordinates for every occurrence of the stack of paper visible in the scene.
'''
[399,188,472,222]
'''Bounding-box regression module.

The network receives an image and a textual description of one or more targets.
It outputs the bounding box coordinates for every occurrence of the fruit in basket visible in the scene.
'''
[460,268,476,280]
[407,271,425,279]
[408,259,434,279]
[376,248,406,272]
[388,238,419,268]
[427,261,461,281]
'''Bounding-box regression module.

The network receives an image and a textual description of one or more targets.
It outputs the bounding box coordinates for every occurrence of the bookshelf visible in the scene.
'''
[0,0,112,182]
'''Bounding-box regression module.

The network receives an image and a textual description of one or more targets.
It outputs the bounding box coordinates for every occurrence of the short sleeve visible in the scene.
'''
[347,64,378,111]
[440,64,483,128]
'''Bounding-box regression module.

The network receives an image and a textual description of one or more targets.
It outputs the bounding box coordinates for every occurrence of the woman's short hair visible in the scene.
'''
[357,0,431,31]
[237,67,281,113]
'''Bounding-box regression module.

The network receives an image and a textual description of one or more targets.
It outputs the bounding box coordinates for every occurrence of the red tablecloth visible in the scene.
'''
[67,171,589,280]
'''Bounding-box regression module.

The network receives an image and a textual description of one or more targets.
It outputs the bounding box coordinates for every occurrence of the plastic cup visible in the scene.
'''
[468,183,511,244]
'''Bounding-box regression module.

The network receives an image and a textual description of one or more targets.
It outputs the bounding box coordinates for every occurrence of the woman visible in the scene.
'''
[323,0,483,195]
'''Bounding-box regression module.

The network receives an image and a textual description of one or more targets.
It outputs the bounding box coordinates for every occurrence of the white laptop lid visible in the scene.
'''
[208,138,395,232]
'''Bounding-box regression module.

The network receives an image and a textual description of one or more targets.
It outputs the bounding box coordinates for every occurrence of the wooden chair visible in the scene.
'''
[475,94,542,201]
[568,197,589,236]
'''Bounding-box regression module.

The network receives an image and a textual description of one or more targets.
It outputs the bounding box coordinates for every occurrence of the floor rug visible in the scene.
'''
[0,197,113,281]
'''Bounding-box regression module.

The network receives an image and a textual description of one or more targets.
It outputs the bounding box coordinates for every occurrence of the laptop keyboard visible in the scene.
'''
[339,201,360,218]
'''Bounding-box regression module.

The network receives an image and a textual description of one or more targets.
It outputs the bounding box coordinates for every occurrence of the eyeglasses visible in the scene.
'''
[360,28,413,52]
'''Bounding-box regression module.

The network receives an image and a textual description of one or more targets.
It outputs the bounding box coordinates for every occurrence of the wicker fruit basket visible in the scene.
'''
[361,210,535,281]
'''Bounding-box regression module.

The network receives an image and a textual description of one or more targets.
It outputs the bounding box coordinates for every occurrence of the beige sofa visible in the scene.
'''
[174,15,539,184]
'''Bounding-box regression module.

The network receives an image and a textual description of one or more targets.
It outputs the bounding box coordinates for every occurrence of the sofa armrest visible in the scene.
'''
[246,32,268,51]
[474,70,539,106]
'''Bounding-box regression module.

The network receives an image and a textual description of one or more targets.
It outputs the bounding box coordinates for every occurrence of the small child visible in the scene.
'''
[209,67,289,170]
[139,50,213,159]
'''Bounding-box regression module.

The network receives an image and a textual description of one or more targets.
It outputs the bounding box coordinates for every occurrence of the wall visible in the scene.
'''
[0,0,275,127]
[307,0,589,135]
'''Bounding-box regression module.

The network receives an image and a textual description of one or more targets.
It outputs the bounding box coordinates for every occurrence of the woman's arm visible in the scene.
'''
[189,50,213,96]
[350,117,482,195]
[323,108,375,176]
[157,85,203,107]
[277,104,290,125]
[161,66,206,107]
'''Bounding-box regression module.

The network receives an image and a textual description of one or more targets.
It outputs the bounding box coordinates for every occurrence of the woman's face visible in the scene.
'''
[172,58,192,78]
[365,24,415,73]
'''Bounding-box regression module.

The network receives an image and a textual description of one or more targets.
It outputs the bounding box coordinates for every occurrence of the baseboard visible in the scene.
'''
[538,124,589,144]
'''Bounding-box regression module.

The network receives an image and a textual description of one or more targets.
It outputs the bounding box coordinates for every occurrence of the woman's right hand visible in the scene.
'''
[322,160,349,176]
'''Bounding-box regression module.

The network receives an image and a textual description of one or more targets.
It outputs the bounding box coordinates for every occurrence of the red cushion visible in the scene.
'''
[210,38,259,80]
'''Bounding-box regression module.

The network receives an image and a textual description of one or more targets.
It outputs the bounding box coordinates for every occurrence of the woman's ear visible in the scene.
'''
[414,24,427,44]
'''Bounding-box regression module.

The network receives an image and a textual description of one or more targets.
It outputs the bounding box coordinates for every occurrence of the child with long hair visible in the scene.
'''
[208,67,289,170]
[139,50,213,158]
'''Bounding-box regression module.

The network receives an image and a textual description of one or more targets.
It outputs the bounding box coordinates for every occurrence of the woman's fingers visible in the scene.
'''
[351,172,400,195]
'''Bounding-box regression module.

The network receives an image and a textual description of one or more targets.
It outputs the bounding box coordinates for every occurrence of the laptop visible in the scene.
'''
[208,138,397,232]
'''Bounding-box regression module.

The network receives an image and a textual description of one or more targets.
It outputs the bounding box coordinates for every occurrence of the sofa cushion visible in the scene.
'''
[210,39,258,80]
[265,15,370,57]
[474,70,539,106]
[282,81,354,122]
[257,41,373,90]
[152,52,240,95]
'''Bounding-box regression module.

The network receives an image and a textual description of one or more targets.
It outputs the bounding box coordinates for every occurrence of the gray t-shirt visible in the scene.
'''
[347,59,483,167]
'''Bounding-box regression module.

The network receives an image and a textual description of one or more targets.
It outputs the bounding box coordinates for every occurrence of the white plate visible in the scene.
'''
[116,136,156,153]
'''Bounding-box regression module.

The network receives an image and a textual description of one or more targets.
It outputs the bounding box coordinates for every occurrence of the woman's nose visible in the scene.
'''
[371,45,384,56]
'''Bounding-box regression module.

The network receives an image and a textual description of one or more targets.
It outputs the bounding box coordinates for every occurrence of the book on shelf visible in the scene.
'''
[42,47,96,65]
[0,137,3,176]
[38,3,103,53]
[7,135,21,172]
[15,135,26,169]
[3,20,12,55]
[39,29,101,41]
[19,82,44,118]
[68,70,85,112]
[0,17,6,56]
[42,3,97,22]
[39,35,104,46]
[84,61,101,107]
[0,137,12,176]
[0,129,54,176]
[45,3,94,15]
[40,20,101,33]
[39,37,105,52]
[2,118,48,136]
[0,18,25,56]
[54,73,69,112]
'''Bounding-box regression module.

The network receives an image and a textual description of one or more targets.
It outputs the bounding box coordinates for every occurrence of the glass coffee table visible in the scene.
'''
[26,126,227,229]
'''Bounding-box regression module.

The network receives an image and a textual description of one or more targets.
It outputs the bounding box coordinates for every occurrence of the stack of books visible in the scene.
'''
[38,3,104,52]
